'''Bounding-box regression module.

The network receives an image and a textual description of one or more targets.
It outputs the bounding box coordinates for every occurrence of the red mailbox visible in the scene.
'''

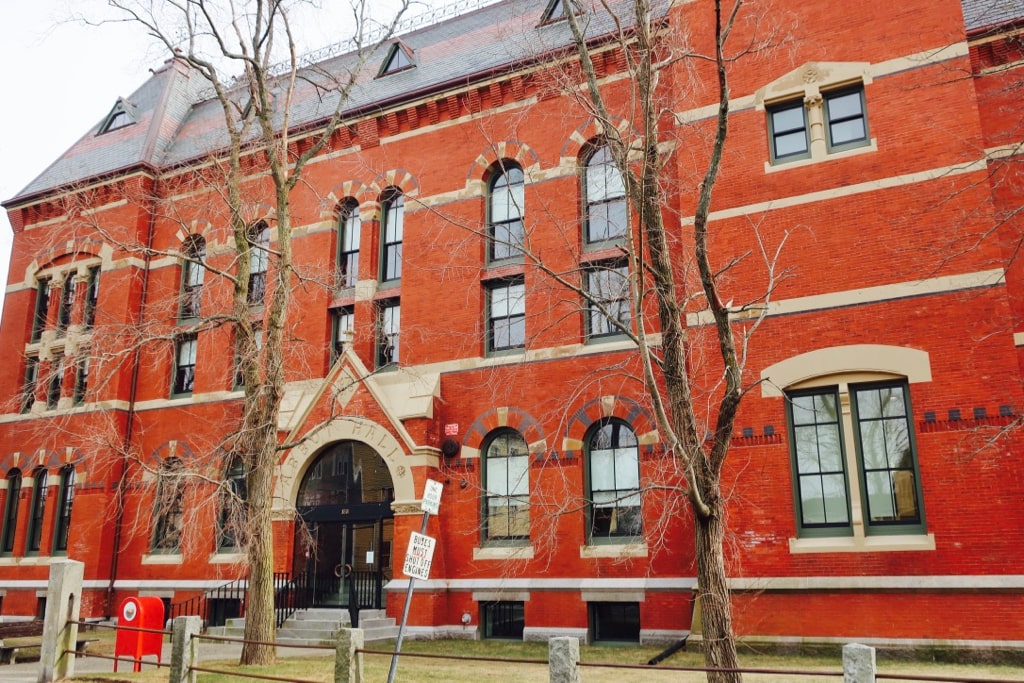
[114,596,165,672]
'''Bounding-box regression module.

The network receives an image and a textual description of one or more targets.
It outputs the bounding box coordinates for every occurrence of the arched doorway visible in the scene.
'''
[293,441,395,609]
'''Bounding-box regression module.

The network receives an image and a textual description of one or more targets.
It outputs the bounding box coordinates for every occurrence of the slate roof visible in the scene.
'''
[10,0,1021,204]
[961,0,1024,31]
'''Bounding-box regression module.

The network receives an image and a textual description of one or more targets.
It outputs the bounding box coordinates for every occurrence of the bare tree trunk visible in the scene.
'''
[241,449,277,664]
[695,501,740,683]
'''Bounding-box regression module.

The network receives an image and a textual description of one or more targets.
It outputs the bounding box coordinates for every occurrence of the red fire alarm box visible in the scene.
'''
[114,596,165,672]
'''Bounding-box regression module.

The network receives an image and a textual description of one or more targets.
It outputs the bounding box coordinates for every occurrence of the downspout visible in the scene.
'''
[104,175,159,617]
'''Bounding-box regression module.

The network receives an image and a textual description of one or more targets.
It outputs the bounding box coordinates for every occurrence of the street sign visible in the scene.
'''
[402,531,436,580]
[421,478,443,515]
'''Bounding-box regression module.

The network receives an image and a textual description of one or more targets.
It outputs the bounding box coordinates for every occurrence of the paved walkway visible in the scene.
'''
[1,639,333,682]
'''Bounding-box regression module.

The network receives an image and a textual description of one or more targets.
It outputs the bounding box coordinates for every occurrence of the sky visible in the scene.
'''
[0,0,461,317]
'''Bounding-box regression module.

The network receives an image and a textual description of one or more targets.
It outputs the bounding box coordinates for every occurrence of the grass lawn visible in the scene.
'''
[65,637,1024,682]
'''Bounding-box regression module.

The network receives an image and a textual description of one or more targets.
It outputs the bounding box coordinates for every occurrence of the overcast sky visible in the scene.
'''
[0,0,457,316]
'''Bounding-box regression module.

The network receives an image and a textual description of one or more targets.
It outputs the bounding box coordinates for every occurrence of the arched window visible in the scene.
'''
[337,199,361,289]
[586,419,641,540]
[53,466,75,553]
[180,235,206,318]
[583,142,627,245]
[482,429,530,542]
[380,188,403,283]
[247,222,270,305]
[1,470,22,554]
[217,457,246,552]
[26,468,48,553]
[488,162,524,262]
[151,458,185,553]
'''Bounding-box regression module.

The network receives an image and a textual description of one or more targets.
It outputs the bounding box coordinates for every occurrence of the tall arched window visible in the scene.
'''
[151,458,185,553]
[488,162,524,262]
[26,468,48,553]
[583,142,627,245]
[218,457,246,552]
[247,222,270,305]
[53,465,75,553]
[1,470,22,554]
[482,429,530,542]
[380,188,403,283]
[337,199,361,289]
[180,235,206,319]
[586,419,641,540]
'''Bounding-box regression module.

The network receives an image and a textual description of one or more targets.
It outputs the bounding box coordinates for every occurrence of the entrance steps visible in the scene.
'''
[208,608,399,645]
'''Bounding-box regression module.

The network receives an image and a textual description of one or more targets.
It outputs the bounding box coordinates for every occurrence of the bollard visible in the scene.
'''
[843,642,876,683]
[335,627,364,683]
[38,559,84,683]
[169,616,202,683]
[549,636,581,683]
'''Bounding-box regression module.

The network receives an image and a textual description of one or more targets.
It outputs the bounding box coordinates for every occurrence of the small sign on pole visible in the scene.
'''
[402,531,436,580]
[388,478,444,683]
[421,478,443,515]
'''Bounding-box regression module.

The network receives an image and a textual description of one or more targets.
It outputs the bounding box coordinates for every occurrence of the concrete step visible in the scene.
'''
[209,608,398,644]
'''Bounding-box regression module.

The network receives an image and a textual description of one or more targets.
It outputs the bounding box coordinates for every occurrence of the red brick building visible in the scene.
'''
[1,0,1022,651]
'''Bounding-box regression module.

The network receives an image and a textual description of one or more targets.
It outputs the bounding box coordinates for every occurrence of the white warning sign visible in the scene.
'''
[402,532,436,580]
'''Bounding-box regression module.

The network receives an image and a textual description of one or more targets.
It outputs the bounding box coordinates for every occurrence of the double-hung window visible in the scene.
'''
[53,466,75,553]
[488,163,525,262]
[173,333,198,395]
[56,276,74,336]
[337,200,361,289]
[31,278,51,342]
[482,429,530,542]
[586,262,631,339]
[180,235,205,319]
[487,279,526,353]
[586,419,641,541]
[767,85,869,164]
[787,380,925,538]
[376,300,400,368]
[1,470,22,554]
[25,468,48,553]
[331,307,354,362]
[584,144,627,245]
[247,222,269,305]
[83,266,100,329]
[46,355,64,409]
[151,458,185,553]
[380,189,403,283]
[21,357,39,413]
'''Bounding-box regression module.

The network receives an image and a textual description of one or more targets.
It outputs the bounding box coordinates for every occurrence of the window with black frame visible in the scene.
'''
[337,199,361,289]
[482,429,530,543]
[1,470,22,554]
[488,162,525,262]
[25,468,48,553]
[586,419,641,541]
[583,143,627,245]
[53,466,75,553]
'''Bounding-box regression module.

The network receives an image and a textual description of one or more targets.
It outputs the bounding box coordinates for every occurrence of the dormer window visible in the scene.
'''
[380,42,415,76]
[542,0,568,23]
[98,98,137,135]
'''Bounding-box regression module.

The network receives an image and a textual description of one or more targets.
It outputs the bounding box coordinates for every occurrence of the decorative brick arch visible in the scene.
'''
[369,170,420,220]
[461,406,547,459]
[562,395,659,458]
[0,448,67,476]
[464,141,541,185]
[174,220,214,248]
[560,116,635,162]
[320,181,376,221]
[25,237,109,282]
[274,417,417,514]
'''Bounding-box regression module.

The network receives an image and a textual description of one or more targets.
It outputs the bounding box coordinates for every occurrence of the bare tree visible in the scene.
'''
[550,1,775,678]
[93,0,410,664]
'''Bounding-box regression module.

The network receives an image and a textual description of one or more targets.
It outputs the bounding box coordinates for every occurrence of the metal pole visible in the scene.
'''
[386,511,430,683]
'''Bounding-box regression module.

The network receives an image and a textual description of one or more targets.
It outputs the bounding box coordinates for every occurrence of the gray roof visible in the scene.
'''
[28,0,1021,204]
[962,0,1024,31]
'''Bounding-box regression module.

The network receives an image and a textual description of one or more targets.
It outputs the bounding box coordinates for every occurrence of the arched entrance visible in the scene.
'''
[293,441,394,609]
